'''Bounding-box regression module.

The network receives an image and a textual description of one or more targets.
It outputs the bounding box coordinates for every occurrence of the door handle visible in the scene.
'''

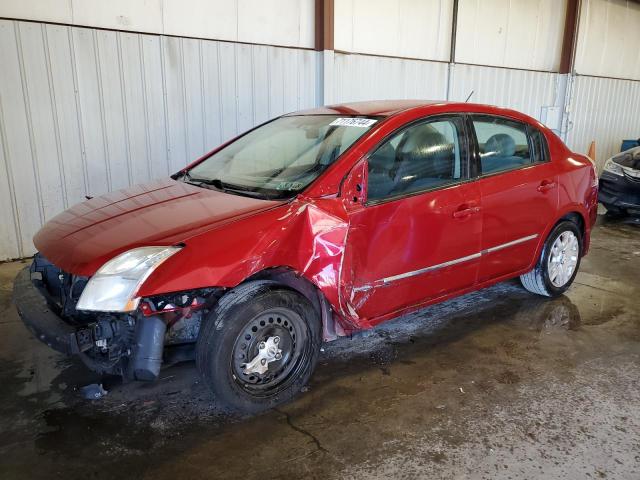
[453,205,481,218]
[537,180,557,192]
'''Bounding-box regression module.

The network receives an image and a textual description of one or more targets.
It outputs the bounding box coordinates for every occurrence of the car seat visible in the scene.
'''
[482,133,528,173]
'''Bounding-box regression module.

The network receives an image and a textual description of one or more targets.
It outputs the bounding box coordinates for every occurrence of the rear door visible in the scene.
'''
[469,115,559,282]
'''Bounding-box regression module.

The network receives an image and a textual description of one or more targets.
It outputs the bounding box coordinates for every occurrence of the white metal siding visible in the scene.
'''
[330,56,562,125]
[565,75,640,171]
[574,0,640,81]
[448,64,561,122]
[455,0,567,72]
[334,0,453,61]
[2,11,640,261]
[0,0,316,49]
[330,53,449,104]
[0,19,320,260]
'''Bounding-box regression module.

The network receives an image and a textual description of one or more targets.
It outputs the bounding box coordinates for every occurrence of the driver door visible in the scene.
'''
[341,116,482,322]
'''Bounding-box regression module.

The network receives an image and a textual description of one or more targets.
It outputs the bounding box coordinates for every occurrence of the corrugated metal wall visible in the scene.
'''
[565,75,640,171]
[455,0,567,72]
[0,0,317,49]
[0,24,576,261]
[330,53,449,103]
[0,19,320,260]
[575,0,640,81]
[333,0,453,61]
[2,2,640,261]
[329,56,561,124]
[448,64,561,121]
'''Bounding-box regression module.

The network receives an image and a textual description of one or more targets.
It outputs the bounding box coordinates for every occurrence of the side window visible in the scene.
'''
[472,117,532,175]
[367,119,464,202]
[529,126,549,164]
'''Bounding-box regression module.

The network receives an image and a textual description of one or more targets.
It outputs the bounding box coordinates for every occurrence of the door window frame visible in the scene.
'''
[466,114,550,179]
[364,114,474,206]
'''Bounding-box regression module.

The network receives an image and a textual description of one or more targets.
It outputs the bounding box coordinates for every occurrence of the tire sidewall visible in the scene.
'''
[197,286,321,413]
[540,221,583,296]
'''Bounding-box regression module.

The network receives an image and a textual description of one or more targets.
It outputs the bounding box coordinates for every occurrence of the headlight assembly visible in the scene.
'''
[76,246,182,312]
[603,158,624,176]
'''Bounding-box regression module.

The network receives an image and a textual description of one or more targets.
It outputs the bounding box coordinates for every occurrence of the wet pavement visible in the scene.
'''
[1,215,639,479]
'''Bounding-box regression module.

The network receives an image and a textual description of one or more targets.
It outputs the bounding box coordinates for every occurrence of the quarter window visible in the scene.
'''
[529,126,549,163]
[367,119,464,201]
[472,117,533,175]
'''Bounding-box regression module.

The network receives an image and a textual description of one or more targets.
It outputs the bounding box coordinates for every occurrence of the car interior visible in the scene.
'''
[479,132,530,174]
[368,117,539,201]
[368,122,461,200]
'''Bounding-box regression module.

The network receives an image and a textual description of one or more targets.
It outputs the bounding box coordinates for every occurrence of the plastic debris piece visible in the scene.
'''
[80,383,107,400]
[459,387,465,394]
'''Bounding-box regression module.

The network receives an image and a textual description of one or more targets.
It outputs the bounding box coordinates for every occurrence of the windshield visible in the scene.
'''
[184,115,378,199]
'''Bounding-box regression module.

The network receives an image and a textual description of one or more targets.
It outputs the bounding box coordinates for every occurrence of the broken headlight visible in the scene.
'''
[76,246,182,312]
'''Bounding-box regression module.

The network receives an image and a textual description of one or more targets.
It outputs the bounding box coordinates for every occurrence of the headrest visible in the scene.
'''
[400,128,448,162]
[485,133,516,157]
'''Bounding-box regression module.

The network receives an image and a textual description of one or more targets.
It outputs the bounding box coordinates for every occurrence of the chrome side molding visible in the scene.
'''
[366,234,540,288]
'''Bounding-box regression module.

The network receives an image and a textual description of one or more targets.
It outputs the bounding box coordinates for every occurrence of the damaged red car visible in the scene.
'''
[14,100,598,413]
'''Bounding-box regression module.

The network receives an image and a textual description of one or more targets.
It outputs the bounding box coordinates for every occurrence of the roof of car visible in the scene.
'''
[289,100,542,127]
[290,100,449,117]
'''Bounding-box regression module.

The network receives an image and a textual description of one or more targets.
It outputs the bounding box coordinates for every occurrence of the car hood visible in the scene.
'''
[33,178,285,275]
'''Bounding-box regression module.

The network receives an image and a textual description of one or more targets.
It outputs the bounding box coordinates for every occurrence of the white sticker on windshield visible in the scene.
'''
[329,117,377,128]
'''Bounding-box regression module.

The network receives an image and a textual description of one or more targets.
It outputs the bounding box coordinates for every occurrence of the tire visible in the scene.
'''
[520,220,582,297]
[196,281,322,413]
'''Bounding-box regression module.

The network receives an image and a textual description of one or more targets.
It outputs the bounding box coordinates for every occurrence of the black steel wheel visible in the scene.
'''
[196,281,321,413]
[230,307,310,396]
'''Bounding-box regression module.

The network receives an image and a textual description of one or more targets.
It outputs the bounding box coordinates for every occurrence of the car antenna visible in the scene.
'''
[465,90,474,103]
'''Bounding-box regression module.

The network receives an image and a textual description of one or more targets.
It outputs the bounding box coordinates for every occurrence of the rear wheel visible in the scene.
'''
[196,281,321,413]
[520,220,582,297]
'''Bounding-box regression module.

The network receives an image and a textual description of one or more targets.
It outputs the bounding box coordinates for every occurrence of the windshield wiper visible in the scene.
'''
[180,171,270,199]
[181,172,226,190]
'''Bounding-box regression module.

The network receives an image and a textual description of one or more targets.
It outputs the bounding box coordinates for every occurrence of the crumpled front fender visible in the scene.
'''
[137,195,363,329]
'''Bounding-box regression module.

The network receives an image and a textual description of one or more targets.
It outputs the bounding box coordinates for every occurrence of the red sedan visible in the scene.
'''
[14,100,598,412]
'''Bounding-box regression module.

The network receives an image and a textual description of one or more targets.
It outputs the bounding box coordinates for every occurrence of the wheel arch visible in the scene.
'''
[558,211,586,242]
[528,209,589,273]
[545,208,588,252]
[233,267,344,342]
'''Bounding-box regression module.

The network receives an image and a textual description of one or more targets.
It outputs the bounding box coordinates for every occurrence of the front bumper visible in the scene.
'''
[598,171,640,211]
[13,267,86,355]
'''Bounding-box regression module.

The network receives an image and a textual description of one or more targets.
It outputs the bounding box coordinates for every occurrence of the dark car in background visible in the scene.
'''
[599,144,640,216]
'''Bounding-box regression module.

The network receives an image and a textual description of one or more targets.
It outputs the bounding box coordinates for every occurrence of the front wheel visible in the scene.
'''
[196,281,322,413]
[520,220,582,297]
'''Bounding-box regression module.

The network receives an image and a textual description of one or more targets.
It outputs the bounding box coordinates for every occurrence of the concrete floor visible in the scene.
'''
[1,215,639,480]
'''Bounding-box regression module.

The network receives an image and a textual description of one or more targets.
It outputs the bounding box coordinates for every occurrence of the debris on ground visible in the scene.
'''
[80,383,107,400]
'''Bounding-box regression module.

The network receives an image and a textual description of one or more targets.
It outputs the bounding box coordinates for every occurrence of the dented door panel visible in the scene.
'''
[341,180,482,322]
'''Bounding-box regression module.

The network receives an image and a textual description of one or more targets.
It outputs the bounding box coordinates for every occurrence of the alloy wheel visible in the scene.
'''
[548,231,579,287]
